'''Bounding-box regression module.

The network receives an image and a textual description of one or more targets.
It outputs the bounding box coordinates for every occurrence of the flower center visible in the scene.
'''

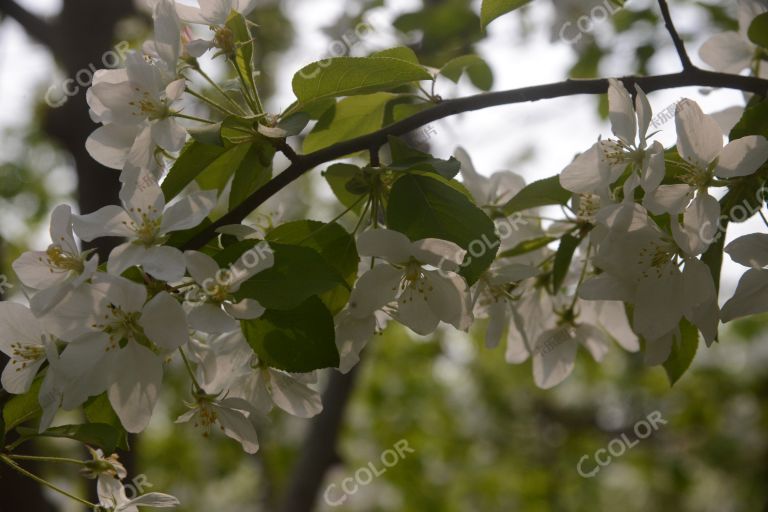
[637,239,678,278]
[9,342,44,368]
[602,139,636,165]
[577,194,601,223]
[43,244,84,274]
[213,26,235,54]
[94,304,146,350]
[129,89,170,121]
[396,259,434,303]
[124,206,163,245]
[677,160,711,188]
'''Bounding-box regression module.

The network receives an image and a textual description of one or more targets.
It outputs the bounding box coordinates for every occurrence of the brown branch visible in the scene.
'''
[657,0,694,70]
[0,0,55,50]
[277,367,360,512]
[183,69,768,250]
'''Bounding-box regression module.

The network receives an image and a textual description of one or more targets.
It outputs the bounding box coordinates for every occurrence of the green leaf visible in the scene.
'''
[439,55,494,91]
[267,220,359,313]
[229,140,275,210]
[303,93,395,153]
[730,98,768,140]
[663,318,699,385]
[370,47,421,64]
[480,0,534,28]
[3,378,42,433]
[502,175,570,215]
[162,142,228,201]
[83,393,129,451]
[387,136,461,179]
[196,142,256,193]
[292,56,432,107]
[17,424,122,454]
[188,122,223,146]
[324,163,368,212]
[551,234,580,293]
[227,242,347,310]
[242,296,339,372]
[387,173,498,284]
[277,112,310,136]
[497,236,556,258]
[226,12,257,95]
[748,12,768,48]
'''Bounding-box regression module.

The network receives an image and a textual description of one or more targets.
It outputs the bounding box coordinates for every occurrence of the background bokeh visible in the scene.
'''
[0,1,766,511]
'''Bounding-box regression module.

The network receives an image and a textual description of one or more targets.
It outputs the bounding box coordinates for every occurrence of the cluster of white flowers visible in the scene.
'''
[3,4,768,498]
[1,0,320,471]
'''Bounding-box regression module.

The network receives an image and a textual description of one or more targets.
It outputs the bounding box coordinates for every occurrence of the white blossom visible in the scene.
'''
[74,180,216,282]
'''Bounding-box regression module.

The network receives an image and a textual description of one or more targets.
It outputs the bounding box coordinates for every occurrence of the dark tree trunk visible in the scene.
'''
[0,2,138,510]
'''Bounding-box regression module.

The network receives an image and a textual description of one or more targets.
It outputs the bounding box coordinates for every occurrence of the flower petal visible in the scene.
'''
[188,303,238,333]
[699,31,754,74]
[411,238,466,269]
[634,269,683,341]
[532,327,577,389]
[634,84,652,141]
[140,291,189,350]
[424,270,472,331]
[348,264,401,317]
[223,299,264,320]
[214,399,260,454]
[559,143,608,195]
[267,370,323,418]
[608,78,636,144]
[73,206,134,241]
[356,229,412,264]
[160,190,217,233]
[676,99,723,169]
[107,243,147,276]
[721,268,768,322]
[108,342,163,433]
[682,258,719,345]
[184,250,219,284]
[0,302,44,354]
[725,233,768,268]
[85,124,139,170]
[671,192,721,256]
[396,292,440,335]
[143,245,186,282]
[715,135,768,178]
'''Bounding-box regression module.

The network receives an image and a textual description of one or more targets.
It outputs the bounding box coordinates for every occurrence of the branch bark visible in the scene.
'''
[657,0,694,70]
[277,367,360,512]
[184,69,768,250]
[0,0,56,50]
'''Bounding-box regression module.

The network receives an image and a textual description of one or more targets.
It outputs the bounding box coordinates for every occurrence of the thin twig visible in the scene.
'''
[0,0,55,50]
[657,0,694,70]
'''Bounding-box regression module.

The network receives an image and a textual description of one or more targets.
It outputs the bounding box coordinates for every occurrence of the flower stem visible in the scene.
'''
[185,86,240,116]
[179,347,203,392]
[172,112,217,124]
[7,454,86,465]
[192,66,248,115]
[0,455,98,508]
